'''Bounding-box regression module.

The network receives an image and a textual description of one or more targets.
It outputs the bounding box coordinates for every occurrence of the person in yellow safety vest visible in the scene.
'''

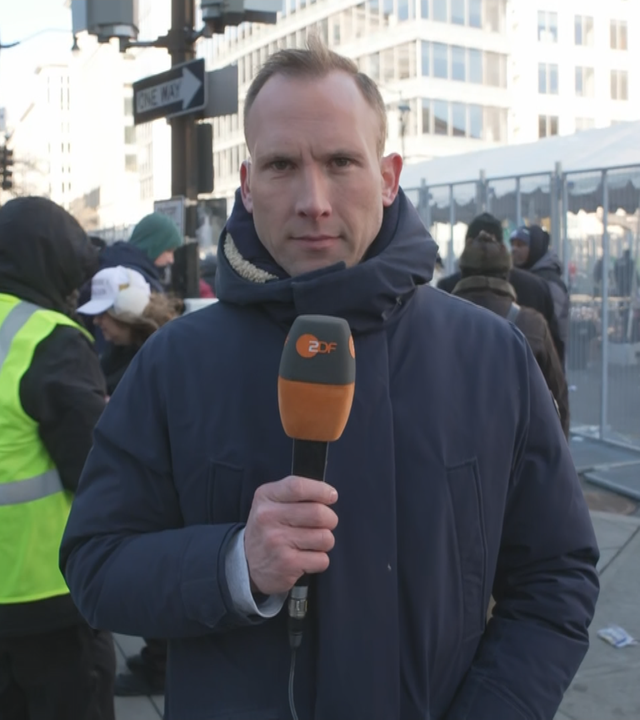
[0,197,115,720]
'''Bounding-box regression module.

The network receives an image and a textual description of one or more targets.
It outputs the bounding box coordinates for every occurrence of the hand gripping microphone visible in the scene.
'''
[278,315,356,649]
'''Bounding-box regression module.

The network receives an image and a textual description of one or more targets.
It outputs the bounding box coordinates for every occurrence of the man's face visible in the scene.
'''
[241,72,402,277]
[155,250,175,268]
[510,239,530,267]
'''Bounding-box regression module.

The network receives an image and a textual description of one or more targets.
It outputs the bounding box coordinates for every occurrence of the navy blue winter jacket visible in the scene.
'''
[61,190,599,720]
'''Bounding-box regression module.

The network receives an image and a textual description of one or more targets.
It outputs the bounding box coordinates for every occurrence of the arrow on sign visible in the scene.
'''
[136,67,203,116]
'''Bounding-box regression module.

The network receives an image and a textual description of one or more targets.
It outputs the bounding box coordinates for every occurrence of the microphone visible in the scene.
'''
[278,315,356,648]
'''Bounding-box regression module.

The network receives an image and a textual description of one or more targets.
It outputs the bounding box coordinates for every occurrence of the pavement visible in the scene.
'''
[114,437,640,720]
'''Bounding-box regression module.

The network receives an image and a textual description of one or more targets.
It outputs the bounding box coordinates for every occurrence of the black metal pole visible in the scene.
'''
[169,0,197,200]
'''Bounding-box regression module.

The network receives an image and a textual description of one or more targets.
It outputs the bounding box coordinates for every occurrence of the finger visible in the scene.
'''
[261,476,338,505]
[275,502,339,530]
[287,527,336,553]
[296,550,331,576]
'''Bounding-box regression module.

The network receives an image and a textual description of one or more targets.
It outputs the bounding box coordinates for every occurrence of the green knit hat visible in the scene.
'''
[129,213,182,262]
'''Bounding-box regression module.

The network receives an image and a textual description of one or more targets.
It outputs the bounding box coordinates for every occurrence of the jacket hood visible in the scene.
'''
[531,249,563,276]
[215,188,437,332]
[521,224,550,269]
[0,197,98,313]
[99,242,164,292]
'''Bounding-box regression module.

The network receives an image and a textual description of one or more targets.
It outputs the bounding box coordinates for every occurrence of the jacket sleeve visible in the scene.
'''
[537,321,570,438]
[59,333,264,639]
[445,335,599,720]
[20,326,107,492]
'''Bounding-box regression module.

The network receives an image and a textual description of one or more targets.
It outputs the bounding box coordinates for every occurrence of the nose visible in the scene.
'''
[295,166,332,220]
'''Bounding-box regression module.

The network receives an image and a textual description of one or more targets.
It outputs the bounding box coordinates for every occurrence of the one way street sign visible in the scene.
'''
[133,59,206,125]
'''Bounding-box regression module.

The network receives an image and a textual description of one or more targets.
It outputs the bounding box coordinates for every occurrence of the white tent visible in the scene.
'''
[400,121,640,190]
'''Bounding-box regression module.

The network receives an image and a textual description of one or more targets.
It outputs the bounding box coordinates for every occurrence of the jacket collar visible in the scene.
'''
[215,188,438,333]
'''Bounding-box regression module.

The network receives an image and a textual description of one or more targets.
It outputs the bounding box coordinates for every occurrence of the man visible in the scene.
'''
[0,197,114,720]
[61,40,598,720]
[438,213,565,363]
[452,232,569,436]
[97,212,182,292]
[510,224,570,362]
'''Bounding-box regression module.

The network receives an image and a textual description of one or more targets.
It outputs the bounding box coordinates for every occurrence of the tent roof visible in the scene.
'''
[400,121,640,190]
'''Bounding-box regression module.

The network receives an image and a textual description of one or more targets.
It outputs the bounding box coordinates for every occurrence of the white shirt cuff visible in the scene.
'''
[225,527,287,618]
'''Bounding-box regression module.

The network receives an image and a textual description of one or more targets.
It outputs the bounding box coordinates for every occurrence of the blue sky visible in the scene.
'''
[0,0,73,127]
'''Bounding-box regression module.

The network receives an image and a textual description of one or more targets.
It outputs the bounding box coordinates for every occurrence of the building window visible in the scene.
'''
[370,52,380,81]
[539,63,558,94]
[397,43,415,80]
[124,126,136,144]
[125,154,138,172]
[124,97,133,116]
[434,100,448,134]
[469,104,483,138]
[451,46,466,81]
[421,41,430,76]
[421,98,431,133]
[451,0,465,25]
[420,0,429,18]
[574,15,594,46]
[538,115,559,138]
[398,0,411,21]
[538,11,558,43]
[382,48,395,82]
[576,117,595,132]
[484,106,504,141]
[485,52,504,87]
[452,102,466,136]
[611,70,629,100]
[433,0,448,22]
[468,0,482,28]
[332,17,341,44]
[575,67,595,97]
[610,20,628,50]
[484,0,502,33]
[433,43,448,78]
[469,48,483,83]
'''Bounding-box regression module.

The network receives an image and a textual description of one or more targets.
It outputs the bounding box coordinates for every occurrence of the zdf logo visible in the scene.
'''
[296,334,338,358]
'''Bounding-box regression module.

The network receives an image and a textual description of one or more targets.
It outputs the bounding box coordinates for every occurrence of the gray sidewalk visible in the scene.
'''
[114,509,640,720]
[555,511,640,720]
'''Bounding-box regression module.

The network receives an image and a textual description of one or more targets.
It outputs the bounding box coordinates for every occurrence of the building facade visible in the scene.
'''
[201,0,638,205]
[7,1,638,227]
[9,64,76,208]
[510,0,637,143]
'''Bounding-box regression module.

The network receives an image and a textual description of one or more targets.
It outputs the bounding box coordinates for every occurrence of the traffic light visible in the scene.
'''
[200,0,281,32]
[0,146,14,191]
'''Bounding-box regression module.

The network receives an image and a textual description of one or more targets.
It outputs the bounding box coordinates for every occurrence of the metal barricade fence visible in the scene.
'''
[406,163,640,450]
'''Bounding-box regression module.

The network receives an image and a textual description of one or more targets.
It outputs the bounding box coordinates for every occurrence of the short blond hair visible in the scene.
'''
[244,34,387,156]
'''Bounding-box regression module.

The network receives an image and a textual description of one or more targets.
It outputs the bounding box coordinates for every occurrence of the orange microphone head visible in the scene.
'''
[278,315,356,442]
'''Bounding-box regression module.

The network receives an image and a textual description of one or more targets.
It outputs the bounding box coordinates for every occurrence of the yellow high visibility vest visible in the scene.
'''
[0,293,93,604]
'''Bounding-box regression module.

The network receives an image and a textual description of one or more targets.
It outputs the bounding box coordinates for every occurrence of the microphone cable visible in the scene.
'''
[288,648,300,720]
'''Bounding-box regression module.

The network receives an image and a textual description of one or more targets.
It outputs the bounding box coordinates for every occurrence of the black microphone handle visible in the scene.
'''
[288,439,328,648]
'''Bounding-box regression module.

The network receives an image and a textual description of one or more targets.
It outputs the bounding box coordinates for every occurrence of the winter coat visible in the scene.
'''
[0,197,106,636]
[61,190,598,720]
[98,241,165,292]
[529,251,570,353]
[452,275,570,437]
[438,266,565,363]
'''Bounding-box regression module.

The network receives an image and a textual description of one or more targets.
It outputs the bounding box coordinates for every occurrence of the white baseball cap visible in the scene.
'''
[77,266,151,317]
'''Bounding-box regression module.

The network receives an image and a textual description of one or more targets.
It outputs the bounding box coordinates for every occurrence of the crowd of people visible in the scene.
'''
[1,37,597,720]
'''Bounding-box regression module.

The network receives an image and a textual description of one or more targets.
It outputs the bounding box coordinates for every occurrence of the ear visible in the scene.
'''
[240,160,253,213]
[380,153,403,208]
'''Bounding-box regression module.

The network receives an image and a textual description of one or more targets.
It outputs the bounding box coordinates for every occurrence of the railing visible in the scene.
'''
[406,163,640,450]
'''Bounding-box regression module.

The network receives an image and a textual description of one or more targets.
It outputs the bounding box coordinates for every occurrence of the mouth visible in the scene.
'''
[292,235,340,249]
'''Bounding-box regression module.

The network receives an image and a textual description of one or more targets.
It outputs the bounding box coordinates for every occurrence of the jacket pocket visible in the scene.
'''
[207,461,245,525]
[446,459,487,642]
